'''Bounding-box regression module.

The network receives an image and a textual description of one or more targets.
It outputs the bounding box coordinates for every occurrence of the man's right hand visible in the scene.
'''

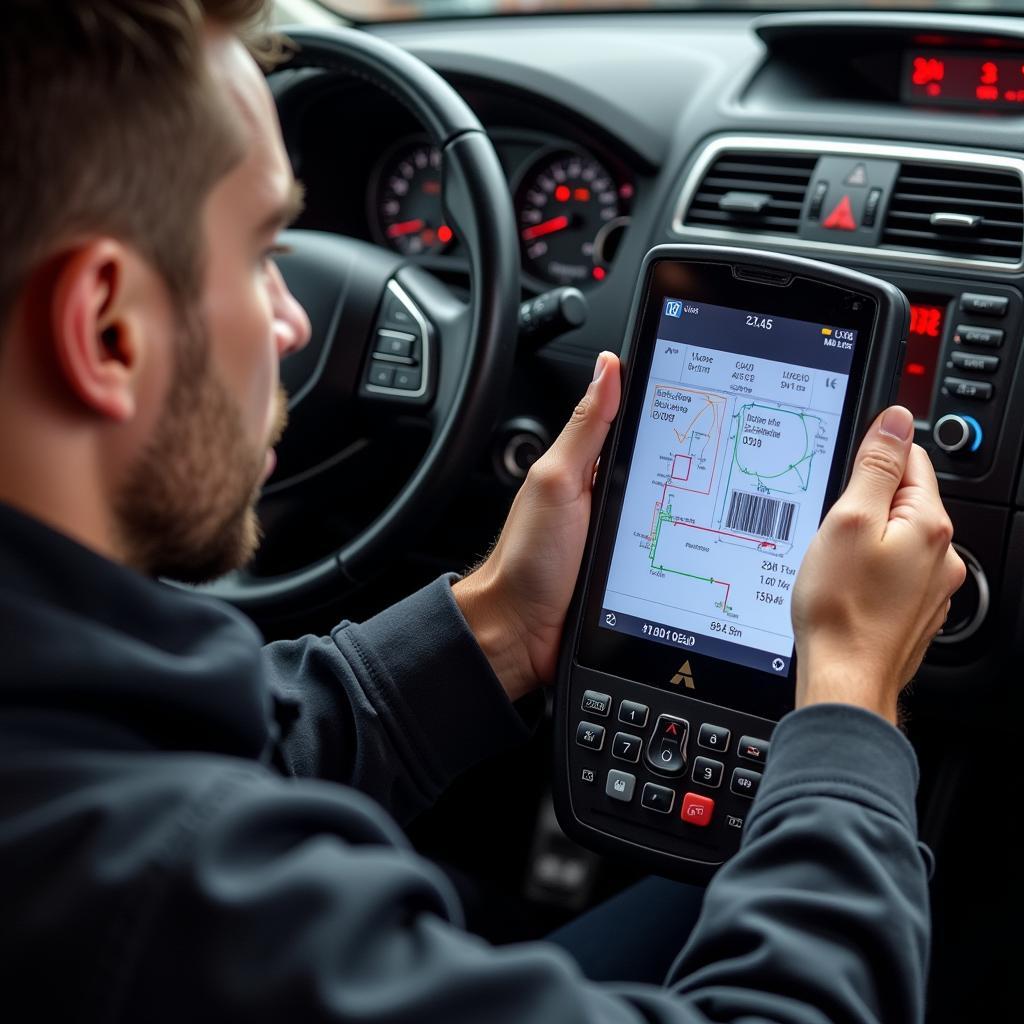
[792,405,967,725]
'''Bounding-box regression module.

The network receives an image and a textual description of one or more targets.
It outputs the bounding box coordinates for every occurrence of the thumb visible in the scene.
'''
[547,351,621,488]
[836,405,915,534]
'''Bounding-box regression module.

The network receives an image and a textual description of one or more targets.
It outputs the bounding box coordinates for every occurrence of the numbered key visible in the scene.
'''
[612,731,642,763]
[691,756,724,788]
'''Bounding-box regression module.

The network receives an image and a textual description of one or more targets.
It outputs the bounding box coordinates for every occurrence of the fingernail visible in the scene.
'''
[592,352,609,383]
[879,406,913,442]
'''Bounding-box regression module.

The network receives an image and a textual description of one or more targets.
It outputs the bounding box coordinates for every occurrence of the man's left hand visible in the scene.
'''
[453,351,621,702]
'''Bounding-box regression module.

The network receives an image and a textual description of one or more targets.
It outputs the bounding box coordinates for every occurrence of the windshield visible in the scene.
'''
[315,1,1023,26]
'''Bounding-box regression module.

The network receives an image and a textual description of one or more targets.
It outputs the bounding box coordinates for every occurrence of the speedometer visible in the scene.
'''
[371,140,454,256]
[515,151,631,286]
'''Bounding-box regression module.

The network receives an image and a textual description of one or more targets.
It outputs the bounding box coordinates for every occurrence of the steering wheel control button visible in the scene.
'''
[382,294,419,332]
[612,732,642,763]
[645,715,688,777]
[393,368,422,391]
[943,377,993,401]
[681,792,715,827]
[691,756,724,788]
[697,723,731,753]
[641,782,675,814]
[618,700,649,729]
[605,769,636,803]
[954,324,1003,348]
[950,351,999,373]
[960,293,1008,317]
[368,364,396,388]
[933,414,983,454]
[581,690,611,716]
[576,721,605,751]
[738,736,770,764]
[731,767,762,799]
[375,330,416,359]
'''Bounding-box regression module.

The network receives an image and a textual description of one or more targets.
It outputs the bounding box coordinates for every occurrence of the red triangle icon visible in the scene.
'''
[823,195,858,231]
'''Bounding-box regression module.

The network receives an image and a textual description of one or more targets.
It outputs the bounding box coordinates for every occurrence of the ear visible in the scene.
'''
[50,239,155,423]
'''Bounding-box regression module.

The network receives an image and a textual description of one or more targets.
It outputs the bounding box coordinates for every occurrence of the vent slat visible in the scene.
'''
[882,228,1020,250]
[882,161,1023,263]
[700,176,809,195]
[890,191,1022,213]
[896,175,1021,196]
[685,152,815,235]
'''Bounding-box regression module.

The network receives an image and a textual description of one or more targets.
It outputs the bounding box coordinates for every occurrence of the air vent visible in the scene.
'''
[685,152,816,235]
[881,163,1024,264]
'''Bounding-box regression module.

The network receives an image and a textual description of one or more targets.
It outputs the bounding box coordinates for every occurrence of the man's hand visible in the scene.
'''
[453,352,621,702]
[792,405,967,725]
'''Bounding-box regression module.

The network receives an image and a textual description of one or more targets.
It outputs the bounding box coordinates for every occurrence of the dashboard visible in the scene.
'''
[269,10,1023,1018]
[273,74,639,294]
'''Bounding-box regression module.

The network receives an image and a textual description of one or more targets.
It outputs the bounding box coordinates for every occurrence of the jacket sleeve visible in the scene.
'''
[259,574,543,823]
[115,703,930,1024]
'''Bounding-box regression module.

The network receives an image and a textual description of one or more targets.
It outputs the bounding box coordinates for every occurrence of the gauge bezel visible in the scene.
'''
[367,133,452,256]
[510,143,632,289]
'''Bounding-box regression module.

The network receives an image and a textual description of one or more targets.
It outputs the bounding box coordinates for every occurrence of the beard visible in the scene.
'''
[114,311,288,584]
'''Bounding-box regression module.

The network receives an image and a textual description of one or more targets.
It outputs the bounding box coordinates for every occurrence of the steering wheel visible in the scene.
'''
[199,26,520,615]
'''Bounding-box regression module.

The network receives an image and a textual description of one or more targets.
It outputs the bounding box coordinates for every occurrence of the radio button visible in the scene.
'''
[944,377,993,401]
[933,414,983,454]
[960,293,1008,317]
[698,723,731,752]
[580,690,611,717]
[576,721,606,751]
[950,351,999,373]
[954,324,1003,348]
[641,782,675,814]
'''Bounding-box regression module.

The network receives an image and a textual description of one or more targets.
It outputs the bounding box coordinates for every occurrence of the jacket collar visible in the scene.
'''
[0,501,276,759]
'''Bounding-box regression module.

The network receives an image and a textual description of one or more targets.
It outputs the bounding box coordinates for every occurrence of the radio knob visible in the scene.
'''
[933,414,983,454]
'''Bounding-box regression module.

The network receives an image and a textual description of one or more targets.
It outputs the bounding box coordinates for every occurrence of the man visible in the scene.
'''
[0,2,965,1021]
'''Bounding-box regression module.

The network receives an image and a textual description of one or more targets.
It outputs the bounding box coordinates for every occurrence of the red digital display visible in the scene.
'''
[904,50,1024,108]
[897,300,946,420]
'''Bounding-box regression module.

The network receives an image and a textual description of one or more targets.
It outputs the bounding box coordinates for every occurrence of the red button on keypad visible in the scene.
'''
[680,792,714,827]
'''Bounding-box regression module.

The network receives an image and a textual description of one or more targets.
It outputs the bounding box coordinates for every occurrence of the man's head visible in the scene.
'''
[0,0,311,581]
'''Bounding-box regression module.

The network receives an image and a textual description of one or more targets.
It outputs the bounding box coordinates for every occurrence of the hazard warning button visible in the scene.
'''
[823,194,858,231]
[799,155,899,246]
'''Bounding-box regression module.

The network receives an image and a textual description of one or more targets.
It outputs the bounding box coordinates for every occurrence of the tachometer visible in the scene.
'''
[372,140,454,256]
[515,151,631,285]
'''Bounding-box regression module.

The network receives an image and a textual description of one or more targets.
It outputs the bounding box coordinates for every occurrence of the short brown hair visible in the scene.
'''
[0,0,272,333]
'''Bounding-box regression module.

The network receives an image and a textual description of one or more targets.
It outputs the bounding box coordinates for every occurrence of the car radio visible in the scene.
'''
[885,272,1022,477]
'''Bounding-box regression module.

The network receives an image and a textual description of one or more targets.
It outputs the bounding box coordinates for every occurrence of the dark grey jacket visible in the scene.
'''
[0,502,930,1022]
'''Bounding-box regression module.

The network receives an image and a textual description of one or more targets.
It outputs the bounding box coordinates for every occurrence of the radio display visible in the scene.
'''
[903,50,1024,108]
[896,297,947,421]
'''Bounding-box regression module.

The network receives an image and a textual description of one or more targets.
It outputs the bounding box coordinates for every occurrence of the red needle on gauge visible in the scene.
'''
[387,218,425,239]
[521,215,569,241]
